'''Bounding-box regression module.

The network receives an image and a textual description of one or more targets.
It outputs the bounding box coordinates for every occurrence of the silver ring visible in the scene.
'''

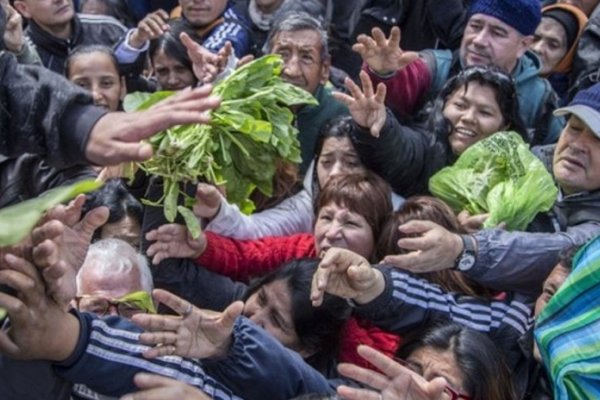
[181,302,194,318]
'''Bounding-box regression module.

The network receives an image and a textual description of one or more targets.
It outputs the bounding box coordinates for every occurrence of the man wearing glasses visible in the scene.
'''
[0,238,156,400]
[75,238,156,319]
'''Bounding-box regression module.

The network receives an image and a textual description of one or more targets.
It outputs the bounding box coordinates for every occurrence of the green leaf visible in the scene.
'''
[164,180,178,222]
[135,54,313,218]
[0,180,102,247]
[177,206,202,239]
[124,90,176,112]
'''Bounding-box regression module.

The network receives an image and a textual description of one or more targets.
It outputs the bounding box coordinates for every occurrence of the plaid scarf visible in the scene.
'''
[535,235,600,399]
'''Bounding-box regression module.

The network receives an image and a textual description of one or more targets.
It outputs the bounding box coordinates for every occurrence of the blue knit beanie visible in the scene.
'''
[468,0,541,36]
[555,83,600,137]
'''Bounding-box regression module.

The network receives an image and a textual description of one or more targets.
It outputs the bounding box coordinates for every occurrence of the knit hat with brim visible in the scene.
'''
[468,0,541,36]
[555,83,600,138]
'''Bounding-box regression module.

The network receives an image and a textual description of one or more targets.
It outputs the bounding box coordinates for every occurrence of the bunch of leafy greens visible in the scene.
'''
[124,55,317,238]
[429,131,558,231]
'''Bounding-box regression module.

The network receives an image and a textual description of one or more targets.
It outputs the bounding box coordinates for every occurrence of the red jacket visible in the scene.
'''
[197,232,400,368]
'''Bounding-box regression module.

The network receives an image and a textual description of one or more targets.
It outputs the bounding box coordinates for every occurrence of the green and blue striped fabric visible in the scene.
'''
[535,236,600,399]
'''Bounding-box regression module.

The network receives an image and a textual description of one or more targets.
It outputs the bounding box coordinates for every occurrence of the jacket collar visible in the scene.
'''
[27,14,82,55]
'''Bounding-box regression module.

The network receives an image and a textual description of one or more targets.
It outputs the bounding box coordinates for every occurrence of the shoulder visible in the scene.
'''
[78,13,127,32]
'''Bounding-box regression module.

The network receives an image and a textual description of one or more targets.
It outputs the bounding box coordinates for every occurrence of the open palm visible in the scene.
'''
[333,71,387,137]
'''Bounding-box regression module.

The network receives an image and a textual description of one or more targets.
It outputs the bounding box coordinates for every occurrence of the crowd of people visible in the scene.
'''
[1,0,600,399]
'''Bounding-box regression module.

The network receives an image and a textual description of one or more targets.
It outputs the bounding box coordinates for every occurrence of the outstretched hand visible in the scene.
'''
[193,183,223,220]
[181,33,235,84]
[128,9,170,49]
[333,70,387,137]
[381,220,463,273]
[132,289,244,359]
[310,248,384,307]
[86,86,221,166]
[0,253,79,361]
[353,27,419,76]
[337,345,447,400]
[145,223,207,264]
[32,198,109,307]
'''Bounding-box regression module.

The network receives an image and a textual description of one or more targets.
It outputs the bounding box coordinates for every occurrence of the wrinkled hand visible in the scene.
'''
[121,373,212,400]
[86,86,221,166]
[311,248,384,307]
[337,345,447,400]
[146,224,206,264]
[193,183,223,220]
[132,289,243,359]
[0,253,79,361]
[381,220,463,273]
[333,70,387,137]
[129,10,170,49]
[353,27,419,76]
[31,199,109,307]
[3,4,24,53]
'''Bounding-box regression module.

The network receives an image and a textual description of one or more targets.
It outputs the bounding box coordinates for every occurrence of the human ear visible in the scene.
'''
[516,35,535,59]
[12,1,31,19]
[320,56,331,85]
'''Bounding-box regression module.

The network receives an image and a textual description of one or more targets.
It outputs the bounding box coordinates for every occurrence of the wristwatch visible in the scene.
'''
[454,234,476,271]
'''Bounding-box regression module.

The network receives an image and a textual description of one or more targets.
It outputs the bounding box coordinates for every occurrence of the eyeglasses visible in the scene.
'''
[393,357,472,400]
[75,290,156,318]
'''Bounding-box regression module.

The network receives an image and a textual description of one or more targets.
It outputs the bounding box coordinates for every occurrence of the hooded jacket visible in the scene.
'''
[539,4,588,105]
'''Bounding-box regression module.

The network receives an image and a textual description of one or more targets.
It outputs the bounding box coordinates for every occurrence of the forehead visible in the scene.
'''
[152,49,186,67]
[469,13,520,34]
[407,346,464,386]
[69,52,119,74]
[544,263,570,289]
[320,136,356,155]
[79,261,142,296]
[272,29,323,52]
[448,82,501,106]
[262,279,293,309]
[538,17,568,39]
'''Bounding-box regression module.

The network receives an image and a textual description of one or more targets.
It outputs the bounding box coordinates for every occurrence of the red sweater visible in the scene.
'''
[365,58,432,119]
[196,232,400,368]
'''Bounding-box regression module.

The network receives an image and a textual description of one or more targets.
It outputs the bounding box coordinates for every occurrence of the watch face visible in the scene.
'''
[458,253,475,271]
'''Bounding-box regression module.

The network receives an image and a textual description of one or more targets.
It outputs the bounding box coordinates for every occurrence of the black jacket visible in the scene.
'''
[0,51,107,170]
[26,13,127,74]
[0,154,97,208]
[350,109,452,197]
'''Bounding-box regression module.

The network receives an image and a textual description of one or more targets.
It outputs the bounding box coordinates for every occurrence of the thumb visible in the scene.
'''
[221,301,244,328]
[398,51,419,68]
[347,264,373,286]
[79,206,110,237]
[196,183,222,205]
